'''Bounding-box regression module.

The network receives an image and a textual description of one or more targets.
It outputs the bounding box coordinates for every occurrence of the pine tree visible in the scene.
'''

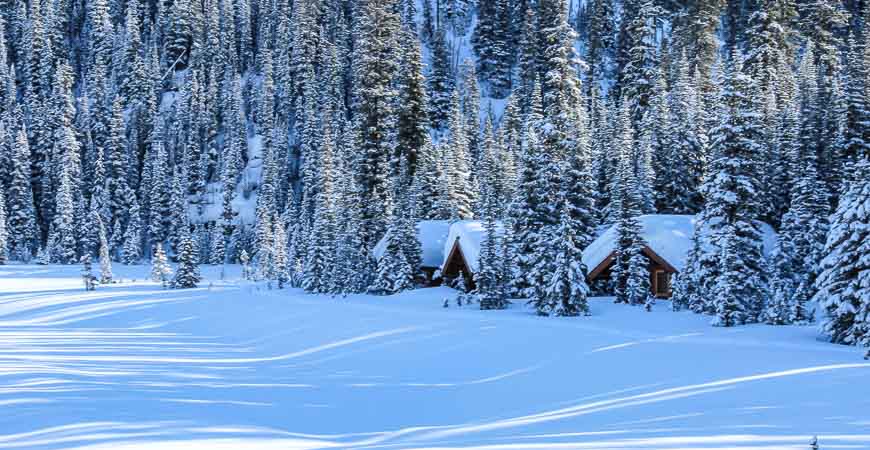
[459,60,482,165]
[476,135,507,310]
[123,199,142,264]
[620,0,660,125]
[445,91,475,219]
[428,27,455,130]
[273,217,289,289]
[472,0,511,97]
[712,225,747,327]
[395,31,430,176]
[148,130,171,248]
[369,192,415,295]
[240,249,254,281]
[352,0,402,256]
[585,0,617,86]
[97,216,112,283]
[658,52,704,213]
[173,227,201,289]
[81,255,96,290]
[702,52,769,324]
[412,138,450,219]
[766,101,828,324]
[51,166,79,264]
[0,188,7,265]
[546,201,591,316]
[509,124,549,299]
[815,155,870,347]
[611,105,649,306]
[151,243,173,288]
[841,34,870,185]
[209,224,226,265]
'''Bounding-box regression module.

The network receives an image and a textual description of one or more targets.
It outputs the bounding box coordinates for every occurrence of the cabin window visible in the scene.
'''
[654,271,671,297]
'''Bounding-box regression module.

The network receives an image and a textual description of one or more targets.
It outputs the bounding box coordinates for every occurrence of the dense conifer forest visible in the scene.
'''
[0,0,868,353]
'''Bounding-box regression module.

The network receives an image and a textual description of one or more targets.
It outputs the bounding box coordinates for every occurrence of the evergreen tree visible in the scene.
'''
[81,255,96,290]
[658,53,704,213]
[123,199,142,264]
[476,134,507,310]
[702,52,768,324]
[620,0,660,125]
[97,216,112,284]
[151,243,173,288]
[815,155,870,347]
[445,91,476,219]
[585,0,617,86]
[546,201,591,316]
[472,0,511,97]
[352,0,402,256]
[370,195,414,295]
[273,217,289,288]
[51,166,79,264]
[395,31,431,175]
[173,227,201,289]
[611,105,649,306]
[0,188,7,265]
[428,27,455,130]
[509,125,549,299]
[712,225,747,327]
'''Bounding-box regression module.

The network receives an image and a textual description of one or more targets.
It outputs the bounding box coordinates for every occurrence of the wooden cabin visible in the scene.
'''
[439,221,496,291]
[437,215,776,299]
[373,220,452,285]
[582,215,696,299]
[441,237,476,290]
[585,246,678,298]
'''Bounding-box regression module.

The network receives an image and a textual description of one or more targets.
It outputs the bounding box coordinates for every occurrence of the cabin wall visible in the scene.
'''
[587,256,675,299]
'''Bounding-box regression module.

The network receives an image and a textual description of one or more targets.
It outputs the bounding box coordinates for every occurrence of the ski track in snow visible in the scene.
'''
[0,264,868,450]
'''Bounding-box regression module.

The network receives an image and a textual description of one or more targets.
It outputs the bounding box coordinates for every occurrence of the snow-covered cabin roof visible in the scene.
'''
[439,220,506,273]
[373,220,452,268]
[581,214,778,274]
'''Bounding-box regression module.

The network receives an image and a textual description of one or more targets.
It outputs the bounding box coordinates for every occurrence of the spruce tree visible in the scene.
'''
[476,135,507,310]
[0,188,7,265]
[546,201,591,316]
[445,91,475,219]
[659,52,704,213]
[81,255,96,290]
[395,31,431,176]
[428,27,455,130]
[620,0,660,125]
[703,52,769,324]
[51,166,79,264]
[352,0,402,256]
[173,226,201,289]
[123,199,142,264]
[273,217,289,289]
[611,106,649,306]
[97,216,112,283]
[151,243,173,288]
[815,155,870,347]
[712,226,747,327]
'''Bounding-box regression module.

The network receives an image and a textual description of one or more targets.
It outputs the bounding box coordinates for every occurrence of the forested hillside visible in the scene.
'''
[0,0,868,349]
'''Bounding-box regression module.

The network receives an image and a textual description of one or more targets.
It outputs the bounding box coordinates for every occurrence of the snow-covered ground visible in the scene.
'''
[1,265,868,450]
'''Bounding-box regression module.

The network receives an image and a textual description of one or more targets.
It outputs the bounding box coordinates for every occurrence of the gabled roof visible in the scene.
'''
[440,220,487,274]
[373,220,452,268]
[440,220,509,274]
[582,215,697,274]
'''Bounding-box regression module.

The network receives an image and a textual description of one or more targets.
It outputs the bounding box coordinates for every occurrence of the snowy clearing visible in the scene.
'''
[0,265,868,450]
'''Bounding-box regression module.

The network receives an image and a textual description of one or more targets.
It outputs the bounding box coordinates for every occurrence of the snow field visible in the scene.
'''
[0,264,868,449]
